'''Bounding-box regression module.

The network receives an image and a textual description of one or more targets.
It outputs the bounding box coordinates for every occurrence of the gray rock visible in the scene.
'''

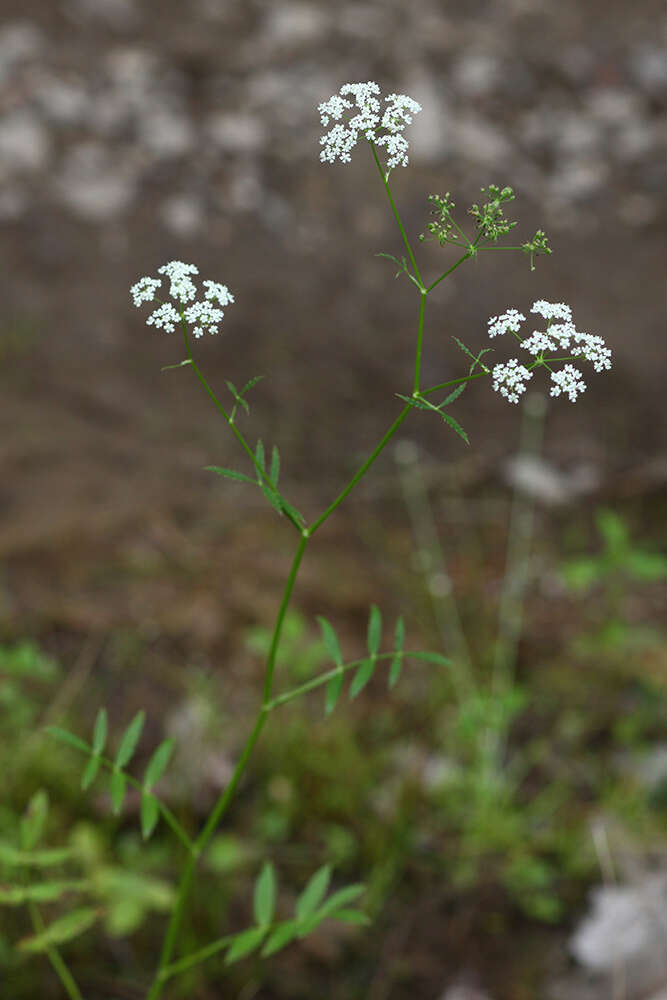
[0,111,51,173]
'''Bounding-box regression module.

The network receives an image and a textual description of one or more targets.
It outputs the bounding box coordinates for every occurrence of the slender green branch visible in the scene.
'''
[414,291,427,393]
[265,651,407,710]
[370,143,424,290]
[161,932,235,980]
[181,327,304,533]
[28,904,84,1000]
[420,371,489,396]
[425,252,473,294]
[309,405,411,535]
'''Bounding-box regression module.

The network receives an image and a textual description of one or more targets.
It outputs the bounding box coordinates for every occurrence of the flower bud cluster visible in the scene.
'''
[318,82,421,170]
[130,262,234,338]
[487,300,612,403]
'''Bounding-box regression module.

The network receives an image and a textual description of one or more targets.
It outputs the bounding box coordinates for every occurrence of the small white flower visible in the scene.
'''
[146,302,181,333]
[487,308,525,338]
[492,359,533,404]
[184,300,225,338]
[203,280,234,308]
[571,332,612,372]
[550,364,587,402]
[521,330,558,355]
[130,276,161,307]
[158,260,199,304]
[319,81,421,170]
[531,300,572,322]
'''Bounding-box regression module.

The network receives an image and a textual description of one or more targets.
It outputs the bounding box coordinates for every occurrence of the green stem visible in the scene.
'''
[425,252,473,294]
[148,534,308,999]
[265,651,409,710]
[309,405,411,535]
[28,904,84,1000]
[162,933,235,980]
[181,327,303,533]
[414,291,427,393]
[420,371,488,396]
[370,143,424,290]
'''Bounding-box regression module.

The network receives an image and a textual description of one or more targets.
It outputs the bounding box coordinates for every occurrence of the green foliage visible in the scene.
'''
[247,610,329,683]
[561,508,667,592]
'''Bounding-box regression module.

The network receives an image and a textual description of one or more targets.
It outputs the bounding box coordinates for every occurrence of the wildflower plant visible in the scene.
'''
[2,81,613,999]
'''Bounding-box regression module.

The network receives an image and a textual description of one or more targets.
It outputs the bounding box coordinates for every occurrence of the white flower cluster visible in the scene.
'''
[492,359,534,404]
[318,81,422,170]
[487,309,526,338]
[487,300,612,403]
[130,262,234,338]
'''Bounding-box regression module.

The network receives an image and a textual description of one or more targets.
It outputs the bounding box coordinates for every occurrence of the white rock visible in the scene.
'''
[206,113,266,154]
[571,876,667,995]
[0,112,51,172]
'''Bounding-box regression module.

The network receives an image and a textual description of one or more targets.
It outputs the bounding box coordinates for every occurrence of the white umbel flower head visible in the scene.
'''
[319,81,422,170]
[486,300,611,403]
[550,364,587,401]
[492,360,533,404]
[131,261,234,339]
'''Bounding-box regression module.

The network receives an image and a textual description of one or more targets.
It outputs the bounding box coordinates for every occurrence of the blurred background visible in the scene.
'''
[0,0,665,997]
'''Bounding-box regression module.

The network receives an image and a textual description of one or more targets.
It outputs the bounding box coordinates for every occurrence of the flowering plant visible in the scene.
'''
[2,81,611,999]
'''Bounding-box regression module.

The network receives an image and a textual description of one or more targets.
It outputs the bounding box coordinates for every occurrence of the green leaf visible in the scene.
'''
[140,792,160,840]
[92,708,108,755]
[46,727,90,754]
[225,380,250,414]
[316,616,343,666]
[367,604,382,656]
[437,409,469,444]
[110,770,126,815]
[255,439,266,472]
[143,739,174,790]
[225,926,267,964]
[81,755,101,791]
[396,393,431,412]
[19,907,98,953]
[0,880,88,905]
[270,446,280,487]
[20,790,49,851]
[409,651,451,665]
[349,659,375,699]
[279,497,306,527]
[389,616,405,689]
[239,374,264,396]
[296,864,331,922]
[261,920,297,957]
[253,861,276,927]
[0,841,71,868]
[115,711,145,768]
[316,884,365,918]
[205,466,256,485]
[440,382,467,406]
[325,670,344,716]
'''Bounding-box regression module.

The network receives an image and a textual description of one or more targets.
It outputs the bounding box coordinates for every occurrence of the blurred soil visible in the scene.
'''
[0,0,666,997]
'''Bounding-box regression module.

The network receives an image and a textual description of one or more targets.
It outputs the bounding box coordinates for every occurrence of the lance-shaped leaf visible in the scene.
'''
[389,616,405,689]
[0,880,88,905]
[46,727,89,754]
[270,446,280,487]
[437,409,469,444]
[367,605,382,657]
[19,907,98,953]
[296,864,331,922]
[409,651,452,665]
[143,739,174,791]
[349,659,375,699]
[440,382,468,406]
[325,671,344,716]
[316,617,343,667]
[0,841,71,868]
[333,908,371,925]
[20,790,49,851]
[110,770,126,816]
[261,920,298,957]
[92,708,108,755]
[253,861,276,927]
[81,755,101,792]
[140,792,159,840]
[225,926,267,964]
[315,883,365,919]
[115,711,145,769]
[226,379,250,415]
[206,466,256,485]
